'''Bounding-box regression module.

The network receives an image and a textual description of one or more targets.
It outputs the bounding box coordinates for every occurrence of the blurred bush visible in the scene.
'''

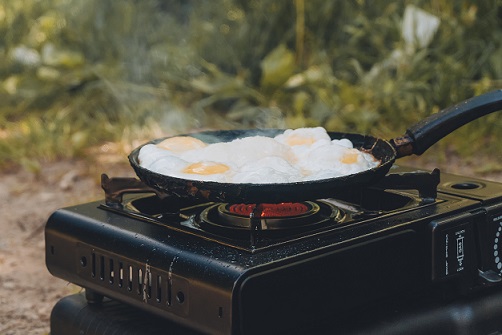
[0,0,501,171]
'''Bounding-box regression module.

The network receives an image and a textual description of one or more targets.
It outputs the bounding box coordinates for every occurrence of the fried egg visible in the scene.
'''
[183,161,230,175]
[148,155,187,175]
[233,156,302,183]
[298,141,377,177]
[274,127,331,147]
[138,128,381,184]
[180,136,291,168]
[137,144,175,167]
[275,127,333,162]
[156,136,207,152]
[168,162,231,182]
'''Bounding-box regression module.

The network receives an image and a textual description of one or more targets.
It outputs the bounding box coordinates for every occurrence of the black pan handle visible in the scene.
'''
[392,89,502,158]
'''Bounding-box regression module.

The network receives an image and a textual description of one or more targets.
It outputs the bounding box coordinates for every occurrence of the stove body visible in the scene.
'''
[45,166,502,335]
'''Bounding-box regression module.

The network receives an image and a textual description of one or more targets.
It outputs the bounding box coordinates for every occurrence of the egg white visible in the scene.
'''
[274,127,331,147]
[148,155,188,175]
[138,144,177,168]
[234,156,302,183]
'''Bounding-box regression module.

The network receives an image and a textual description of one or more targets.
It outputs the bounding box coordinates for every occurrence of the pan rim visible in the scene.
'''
[128,129,395,188]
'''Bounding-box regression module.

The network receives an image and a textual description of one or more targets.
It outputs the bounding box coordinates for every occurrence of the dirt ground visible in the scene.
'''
[0,150,136,335]
[0,152,501,335]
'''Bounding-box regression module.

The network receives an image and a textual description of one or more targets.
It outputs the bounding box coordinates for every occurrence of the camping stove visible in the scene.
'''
[46,165,502,335]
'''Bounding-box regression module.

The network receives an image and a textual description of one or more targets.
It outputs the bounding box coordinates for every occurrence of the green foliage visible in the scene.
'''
[0,0,501,170]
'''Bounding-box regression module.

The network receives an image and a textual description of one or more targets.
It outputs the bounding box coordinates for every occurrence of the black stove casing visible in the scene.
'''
[45,167,502,335]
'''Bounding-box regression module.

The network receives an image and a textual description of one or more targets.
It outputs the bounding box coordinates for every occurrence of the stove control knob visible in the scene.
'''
[430,212,481,282]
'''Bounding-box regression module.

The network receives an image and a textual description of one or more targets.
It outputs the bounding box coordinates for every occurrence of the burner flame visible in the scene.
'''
[228,203,310,218]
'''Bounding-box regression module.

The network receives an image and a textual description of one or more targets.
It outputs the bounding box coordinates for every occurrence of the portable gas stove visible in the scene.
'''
[46,165,502,335]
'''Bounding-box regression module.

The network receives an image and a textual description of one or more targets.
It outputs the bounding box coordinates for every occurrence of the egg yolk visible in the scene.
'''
[157,136,207,152]
[340,151,359,164]
[183,162,230,175]
[286,135,317,146]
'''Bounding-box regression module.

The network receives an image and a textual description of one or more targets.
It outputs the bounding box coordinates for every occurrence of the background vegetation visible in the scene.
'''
[0,0,501,173]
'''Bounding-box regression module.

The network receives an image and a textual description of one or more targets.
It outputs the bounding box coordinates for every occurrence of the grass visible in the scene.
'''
[0,0,501,173]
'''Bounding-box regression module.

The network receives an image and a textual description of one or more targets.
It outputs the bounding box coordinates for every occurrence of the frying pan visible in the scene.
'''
[129,89,502,203]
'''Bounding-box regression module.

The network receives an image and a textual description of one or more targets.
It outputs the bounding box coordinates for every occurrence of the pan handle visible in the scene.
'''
[392,89,502,158]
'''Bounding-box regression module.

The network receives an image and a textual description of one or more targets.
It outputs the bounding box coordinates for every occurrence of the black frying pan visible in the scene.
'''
[129,89,502,203]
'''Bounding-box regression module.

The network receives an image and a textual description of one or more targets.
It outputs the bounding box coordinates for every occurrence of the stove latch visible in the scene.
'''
[430,211,482,283]
[477,269,502,286]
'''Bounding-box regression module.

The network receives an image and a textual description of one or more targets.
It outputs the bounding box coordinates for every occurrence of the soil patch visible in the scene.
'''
[0,156,134,335]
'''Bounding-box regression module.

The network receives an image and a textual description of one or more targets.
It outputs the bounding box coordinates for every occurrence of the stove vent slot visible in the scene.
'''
[138,268,143,295]
[109,259,114,284]
[167,276,172,306]
[118,262,124,288]
[156,275,162,303]
[78,246,188,316]
[99,255,105,280]
[91,253,96,278]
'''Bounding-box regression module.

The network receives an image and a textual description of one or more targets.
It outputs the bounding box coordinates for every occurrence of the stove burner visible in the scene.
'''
[198,201,342,237]
[227,202,310,218]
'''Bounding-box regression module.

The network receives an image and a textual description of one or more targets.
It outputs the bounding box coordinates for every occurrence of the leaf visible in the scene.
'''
[260,44,296,92]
